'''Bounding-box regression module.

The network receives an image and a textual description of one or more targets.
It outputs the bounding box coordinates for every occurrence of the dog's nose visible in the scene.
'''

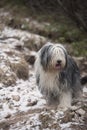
[57,60,62,64]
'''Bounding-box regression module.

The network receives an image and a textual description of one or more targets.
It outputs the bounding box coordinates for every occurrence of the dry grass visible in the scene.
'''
[0,68,4,82]
[24,54,36,65]
[3,74,16,86]
[11,60,29,80]
[24,35,47,51]
[0,68,16,86]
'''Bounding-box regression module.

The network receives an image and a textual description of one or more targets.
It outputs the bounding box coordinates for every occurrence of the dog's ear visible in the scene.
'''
[62,49,68,69]
[40,44,52,70]
[59,55,81,92]
[67,55,79,72]
[65,55,81,85]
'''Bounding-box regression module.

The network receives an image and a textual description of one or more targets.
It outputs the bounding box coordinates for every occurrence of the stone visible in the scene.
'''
[5,113,11,118]
[76,108,85,116]
[27,100,37,106]
[12,95,20,102]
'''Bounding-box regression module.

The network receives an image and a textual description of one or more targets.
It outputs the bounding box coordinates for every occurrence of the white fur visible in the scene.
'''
[59,91,72,109]
[39,69,60,94]
[35,43,81,110]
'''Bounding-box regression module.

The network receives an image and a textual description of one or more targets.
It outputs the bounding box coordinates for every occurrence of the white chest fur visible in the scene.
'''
[39,69,60,94]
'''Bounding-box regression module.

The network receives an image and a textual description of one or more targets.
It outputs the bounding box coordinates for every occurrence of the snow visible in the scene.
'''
[60,122,71,129]
[10,113,41,130]
[0,26,86,130]
[0,70,46,121]
[0,27,45,46]
[0,26,46,122]
[83,86,87,92]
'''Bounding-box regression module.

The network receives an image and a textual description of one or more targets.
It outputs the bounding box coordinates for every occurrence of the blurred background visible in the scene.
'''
[0,0,87,56]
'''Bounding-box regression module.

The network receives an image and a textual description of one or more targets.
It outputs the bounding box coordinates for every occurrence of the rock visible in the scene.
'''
[76,108,85,116]
[9,105,14,110]
[6,97,11,101]
[27,100,37,106]
[70,106,78,111]
[15,45,24,51]
[5,113,11,119]
[12,95,20,102]
[70,124,87,130]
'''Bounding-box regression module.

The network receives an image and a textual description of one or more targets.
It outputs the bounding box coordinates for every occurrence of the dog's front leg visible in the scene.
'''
[58,91,72,110]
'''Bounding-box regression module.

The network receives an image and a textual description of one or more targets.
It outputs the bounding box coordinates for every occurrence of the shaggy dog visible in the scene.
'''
[35,42,82,109]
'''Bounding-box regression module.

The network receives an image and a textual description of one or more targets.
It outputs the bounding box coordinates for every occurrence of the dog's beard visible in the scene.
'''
[49,57,66,71]
[55,62,62,69]
[46,61,66,72]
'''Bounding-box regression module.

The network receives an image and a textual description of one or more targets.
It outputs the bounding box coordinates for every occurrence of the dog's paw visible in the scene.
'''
[57,105,70,111]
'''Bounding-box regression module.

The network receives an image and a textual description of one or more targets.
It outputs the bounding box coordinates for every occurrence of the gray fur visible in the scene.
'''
[40,43,53,70]
[59,55,82,98]
[35,43,82,108]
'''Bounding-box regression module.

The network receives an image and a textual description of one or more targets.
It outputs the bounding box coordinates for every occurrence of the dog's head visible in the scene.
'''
[39,42,67,71]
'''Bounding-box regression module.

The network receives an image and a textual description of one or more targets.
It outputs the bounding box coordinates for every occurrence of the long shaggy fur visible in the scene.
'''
[35,42,82,109]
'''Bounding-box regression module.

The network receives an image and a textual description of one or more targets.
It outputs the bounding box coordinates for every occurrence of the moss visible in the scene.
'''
[58,37,65,43]
[64,29,82,43]
[72,41,87,56]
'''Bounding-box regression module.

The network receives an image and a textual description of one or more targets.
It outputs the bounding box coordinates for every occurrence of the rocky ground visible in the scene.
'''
[0,8,87,130]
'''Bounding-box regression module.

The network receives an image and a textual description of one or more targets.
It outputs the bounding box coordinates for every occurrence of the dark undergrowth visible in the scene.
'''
[0,0,87,56]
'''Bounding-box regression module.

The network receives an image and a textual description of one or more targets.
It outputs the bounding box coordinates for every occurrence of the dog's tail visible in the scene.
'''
[80,76,87,85]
